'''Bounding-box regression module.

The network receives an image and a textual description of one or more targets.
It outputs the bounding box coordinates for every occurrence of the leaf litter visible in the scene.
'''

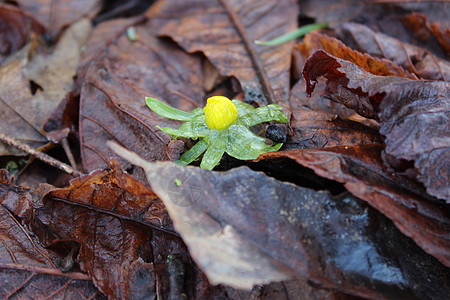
[0,0,449,299]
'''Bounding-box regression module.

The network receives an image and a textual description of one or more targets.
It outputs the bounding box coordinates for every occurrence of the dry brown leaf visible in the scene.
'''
[0,3,45,64]
[0,19,91,156]
[148,0,298,107]
[17,0,101,39]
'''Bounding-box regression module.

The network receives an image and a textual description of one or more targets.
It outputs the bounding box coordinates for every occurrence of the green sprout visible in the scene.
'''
[146,96,288,170]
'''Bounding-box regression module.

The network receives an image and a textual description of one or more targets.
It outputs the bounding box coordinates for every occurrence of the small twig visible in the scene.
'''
[61,137,77,169]
[0,262,91,281]
[0,132,83,177]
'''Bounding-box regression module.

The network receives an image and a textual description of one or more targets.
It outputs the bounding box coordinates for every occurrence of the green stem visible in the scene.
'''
[176,139,208,166]
[255,23,328,46]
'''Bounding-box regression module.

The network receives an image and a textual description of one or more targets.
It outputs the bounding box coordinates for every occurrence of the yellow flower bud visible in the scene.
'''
[204,96,238,130]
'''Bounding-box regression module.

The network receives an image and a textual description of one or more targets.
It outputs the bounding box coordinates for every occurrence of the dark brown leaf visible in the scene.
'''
[1,165,227,298]
[0,3,45,64]
[148,0,298,107]
[303,50,450,201]
[0,202,103,299]
[336,22,450,81]
[260,145,450,267]
[79,19,205,174]
[300,1,449,55]
[111,144,450,299]
[16,0,101,39]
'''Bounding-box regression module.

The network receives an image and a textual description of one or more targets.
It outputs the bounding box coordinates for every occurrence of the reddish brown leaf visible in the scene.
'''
[0,202,102,299]
[16,0,101,39]
[286,79,382,150]
[260,145,450,268]
[79,19,205,174]
[1,165,227,298]
[336,22,450,81]
[297,31,417,80]
[0,3,45,64]
[302,50,450,201]
[111,144,450,299]
[402,12,449,60]
[148,0,298,107]
[47,160,171,228]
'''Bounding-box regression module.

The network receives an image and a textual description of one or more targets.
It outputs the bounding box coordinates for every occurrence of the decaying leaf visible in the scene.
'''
[110,143,450,299]
[0,196,102,299]
[16,0,101,39]
[260,146,450,268]
[79,19,205,174]
[0,3,45,64]
[286,79,382,150]
[303,50,450,201]
[148,0,298,107]
[297,31,417,80]
[336,22,450,81]
[0,18,91,156]
[1,165,226,299]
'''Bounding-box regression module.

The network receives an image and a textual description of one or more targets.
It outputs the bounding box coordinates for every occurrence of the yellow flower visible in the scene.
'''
[204,96,238,130]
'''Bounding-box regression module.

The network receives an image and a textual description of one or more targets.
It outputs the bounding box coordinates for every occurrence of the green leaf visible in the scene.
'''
[225,125,282,160]
[232,100,255,116]
[236,104,288,127]
[255,23,328,46]
[200,131,227,170]
[146,97,194,121]
[177,139,208,166]
[158,121,209,139]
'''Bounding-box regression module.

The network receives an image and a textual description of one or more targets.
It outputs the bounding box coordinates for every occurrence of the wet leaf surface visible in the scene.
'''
[1,1,449,298]
[260,146,450,268]
[111,144,450,299]
[0,172,102,299]
[1,167,227,299]
[286,79,382,150]
[303,50,450,201]
[79,19,205,174]
[16,0,101,39]
[149,0,298,106]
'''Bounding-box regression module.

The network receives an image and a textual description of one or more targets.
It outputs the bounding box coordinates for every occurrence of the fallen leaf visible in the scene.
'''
[79,19,205,174]
[297,31,417,79]
[0,3,45,64]
[302,50,450,201]
[336,22,450,81]
[260,145,450,268]
[402,12,449,60]
[110,143,450,299]
[1,166,227,298]
[16,0,101,39]
[0,18,91,156]
[0,202,102,299]
[286,79,382,150]
[148,0,298,107]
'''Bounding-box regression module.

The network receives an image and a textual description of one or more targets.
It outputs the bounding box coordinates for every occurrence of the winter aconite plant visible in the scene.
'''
[146,96,288,170]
